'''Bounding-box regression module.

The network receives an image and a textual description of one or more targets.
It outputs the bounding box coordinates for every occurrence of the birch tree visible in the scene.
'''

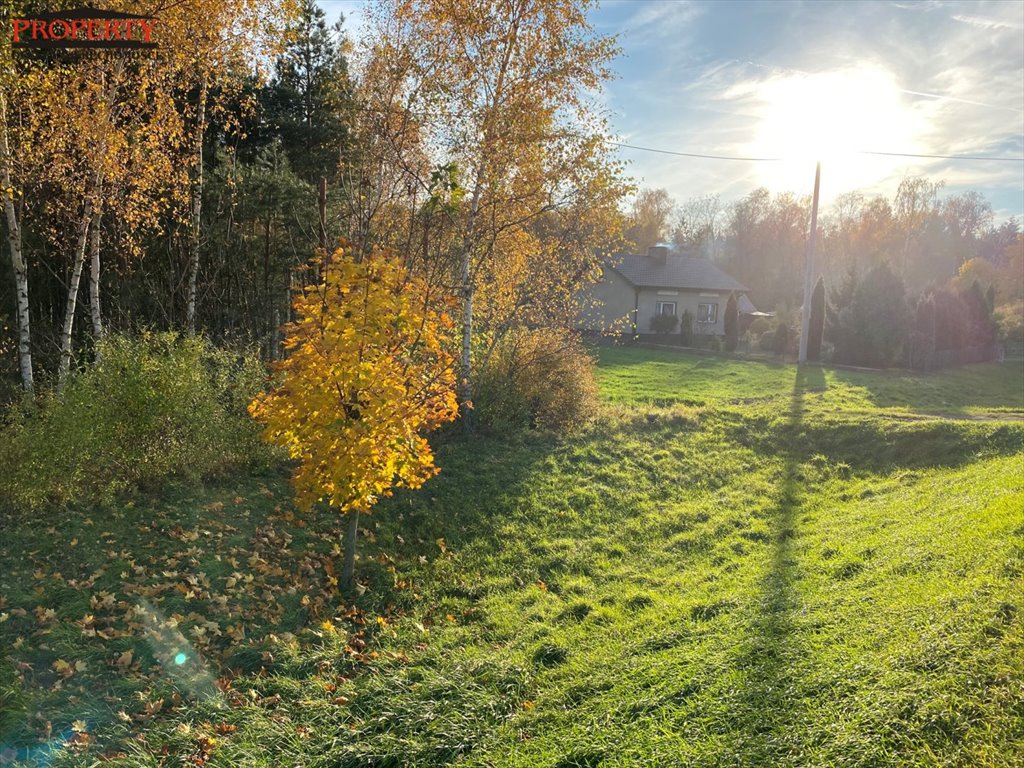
[0,83,33,393]
[158,0,297,335]
[360,0,626,426]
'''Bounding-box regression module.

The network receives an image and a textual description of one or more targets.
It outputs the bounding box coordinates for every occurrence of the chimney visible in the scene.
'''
[647,244,670,260]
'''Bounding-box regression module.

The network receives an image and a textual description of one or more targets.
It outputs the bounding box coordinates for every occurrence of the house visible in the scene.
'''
[578,245,754,337]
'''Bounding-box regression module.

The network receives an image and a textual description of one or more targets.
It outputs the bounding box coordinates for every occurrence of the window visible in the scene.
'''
[656,301,676,316]
[698,303,718,324]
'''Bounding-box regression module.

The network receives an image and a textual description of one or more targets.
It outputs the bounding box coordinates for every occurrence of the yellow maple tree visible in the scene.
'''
[249,245,459,589]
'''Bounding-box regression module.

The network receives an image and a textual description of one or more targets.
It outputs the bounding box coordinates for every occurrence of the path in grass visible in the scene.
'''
[1,350,1022,766]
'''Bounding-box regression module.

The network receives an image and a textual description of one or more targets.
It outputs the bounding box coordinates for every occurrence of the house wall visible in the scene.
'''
[637,288,726,336]
[576,267,637,332]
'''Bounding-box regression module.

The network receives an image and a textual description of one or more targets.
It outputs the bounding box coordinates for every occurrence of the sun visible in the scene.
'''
[749,66,923,196]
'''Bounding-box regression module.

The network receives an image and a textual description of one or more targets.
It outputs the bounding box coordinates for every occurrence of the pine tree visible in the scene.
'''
[807,276,824,361]
[911,293,936,369]
[264,0,353,185]
[724,292,738,351]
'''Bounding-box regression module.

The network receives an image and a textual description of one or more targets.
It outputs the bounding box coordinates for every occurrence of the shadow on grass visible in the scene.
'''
[826,359,1024,416]
[723,366,1024,475]
[729,366,813,762]
[357,430,561,608]
[594,345,789,372]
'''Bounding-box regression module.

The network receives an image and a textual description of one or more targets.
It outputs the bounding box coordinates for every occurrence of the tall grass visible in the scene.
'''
[0,333,270,510]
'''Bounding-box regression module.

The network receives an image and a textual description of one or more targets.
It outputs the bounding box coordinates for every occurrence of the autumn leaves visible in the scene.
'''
[248,248,460,517]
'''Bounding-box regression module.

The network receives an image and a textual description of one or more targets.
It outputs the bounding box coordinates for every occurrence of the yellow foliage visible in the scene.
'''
[249,247,459,515]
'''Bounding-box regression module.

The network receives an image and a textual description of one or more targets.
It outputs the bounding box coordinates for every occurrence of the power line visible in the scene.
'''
[609,140,1024,163]
[607,141,781,162]
[859,150,1024,162]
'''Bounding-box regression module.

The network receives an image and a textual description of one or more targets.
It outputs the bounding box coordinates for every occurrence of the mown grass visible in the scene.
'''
[597,345,1024,416]
[1,350,1022,766]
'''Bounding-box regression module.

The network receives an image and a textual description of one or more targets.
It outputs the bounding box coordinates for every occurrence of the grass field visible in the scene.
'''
[2,350,1023,766]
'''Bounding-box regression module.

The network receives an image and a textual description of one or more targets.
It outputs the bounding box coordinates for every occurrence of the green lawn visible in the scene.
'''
[597,345,1024,416]
[2,350,1022,766]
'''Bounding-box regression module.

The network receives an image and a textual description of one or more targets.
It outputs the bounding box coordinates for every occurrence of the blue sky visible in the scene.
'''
[319,0,1024,220]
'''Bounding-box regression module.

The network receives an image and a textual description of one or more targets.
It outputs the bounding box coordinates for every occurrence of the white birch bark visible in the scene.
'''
[57,202,94,385]
[0,90,33,394]
[185,76,208,335]
[89,205,103,344]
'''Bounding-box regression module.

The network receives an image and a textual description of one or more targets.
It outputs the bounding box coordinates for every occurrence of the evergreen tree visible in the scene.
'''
[962,279,997,352]
[931,287,968,354]
[724,292,738,351]
[828,263,908,367]
[911,293,936,369]
[807,276,824,361]
[263,0,353,184]
[679,310,693,346]
[826,265,858,360]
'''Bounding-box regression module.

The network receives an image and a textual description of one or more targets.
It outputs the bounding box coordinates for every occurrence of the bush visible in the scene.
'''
[748,317,772,337]
[758,330,776,352]
[995,302,1024,343]
[474,330,598,434]
[772,324,789,357]
[649,313,679,335]
[0,332,268,510]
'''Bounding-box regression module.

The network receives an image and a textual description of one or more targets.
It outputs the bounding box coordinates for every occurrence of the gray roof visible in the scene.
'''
[607,254,749,293]
[738,293,759,314]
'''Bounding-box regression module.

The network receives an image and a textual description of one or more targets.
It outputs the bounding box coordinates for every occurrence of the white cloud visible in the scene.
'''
[601,0,1024,217]
[951,14,1022,31]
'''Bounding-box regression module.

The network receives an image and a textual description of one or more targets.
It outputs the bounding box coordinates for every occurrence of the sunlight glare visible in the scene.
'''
[750,67,922,195]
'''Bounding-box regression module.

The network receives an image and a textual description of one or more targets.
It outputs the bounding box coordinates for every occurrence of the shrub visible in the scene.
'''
[748,317,772,337]
[0,332,268,510]
[650,313,679,335]
[474,329,597,434]
[772,323,789,357]
[995,302,1024,343]
[758,330,776,352]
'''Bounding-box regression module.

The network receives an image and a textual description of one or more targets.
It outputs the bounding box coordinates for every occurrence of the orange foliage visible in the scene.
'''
[249,247,459,514]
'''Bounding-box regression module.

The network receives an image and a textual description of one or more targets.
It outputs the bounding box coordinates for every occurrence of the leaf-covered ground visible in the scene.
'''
[2,351,1023,767]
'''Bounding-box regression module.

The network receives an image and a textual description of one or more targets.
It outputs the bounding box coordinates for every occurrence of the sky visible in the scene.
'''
[318,0,1024,220]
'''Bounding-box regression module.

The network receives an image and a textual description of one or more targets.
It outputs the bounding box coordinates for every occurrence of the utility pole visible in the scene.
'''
[798,161,821,365]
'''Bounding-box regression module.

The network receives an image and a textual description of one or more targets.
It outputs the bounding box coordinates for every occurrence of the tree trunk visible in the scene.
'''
[340,510,359,593]
[186,76,208,335]
[459,247,473,430]
[318,176,328,252]
[58,203,94,386]
[89,205,103,346]
[458,180,483,432]
[0,91,33,394]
